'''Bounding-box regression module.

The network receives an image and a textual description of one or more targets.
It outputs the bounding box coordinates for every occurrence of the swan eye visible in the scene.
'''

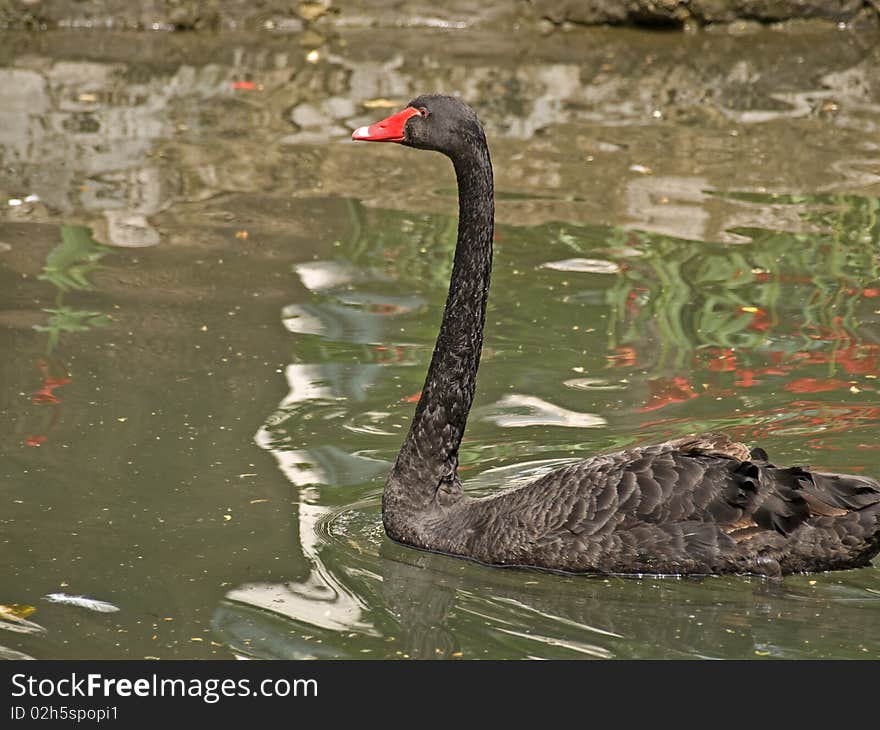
[417,107,429,117]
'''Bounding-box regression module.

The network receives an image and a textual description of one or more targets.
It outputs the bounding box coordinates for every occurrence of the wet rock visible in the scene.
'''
[101,211,161,247]
[0,67,49,112]
[0,0,311,31]
[693,0,867,24]
[263,16,305,33]
[0,0,877,30]
[528,0,875,27]
[297,1,331,23]
[166,3,221,31]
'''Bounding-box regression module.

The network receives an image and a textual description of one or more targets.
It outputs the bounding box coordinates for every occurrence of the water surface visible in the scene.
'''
[1,26,879,659]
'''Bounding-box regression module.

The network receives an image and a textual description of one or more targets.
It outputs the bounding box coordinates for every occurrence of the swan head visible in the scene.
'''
[352,95,485,158]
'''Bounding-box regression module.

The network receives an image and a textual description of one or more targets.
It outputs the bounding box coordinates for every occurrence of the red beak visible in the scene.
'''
[352,107,420,143]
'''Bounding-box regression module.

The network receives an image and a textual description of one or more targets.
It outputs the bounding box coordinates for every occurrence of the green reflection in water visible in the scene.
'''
[24,224,111,447]
[38,225,111,294]
[35,224,112,353]
[268,192,880,469]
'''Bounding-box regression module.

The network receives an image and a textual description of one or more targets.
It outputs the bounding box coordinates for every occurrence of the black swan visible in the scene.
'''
[352,95,880,577]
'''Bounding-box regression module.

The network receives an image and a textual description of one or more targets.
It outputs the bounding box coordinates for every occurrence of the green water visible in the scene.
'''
[1,27,879,659]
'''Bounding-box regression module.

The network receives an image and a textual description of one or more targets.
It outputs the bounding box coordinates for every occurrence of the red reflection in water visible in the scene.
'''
[31,375,72,404]
[25,360,71,447]
[733,369,754,387]
[626,287,648,317]
[641,401,880,443]
[372,345,407,364]
[785,337,880,377]
[613,273,880,426]
[807,438,844,451]
[784,377,850,393]
[638,376,698,413]
[836,344,880,375]
[367,303,409,315]
[607,346,638,368]
[760,367,789,376]
[706,348,737,372]
[744,307,771,332]
[804,316,849,342]
[753,272,813,285]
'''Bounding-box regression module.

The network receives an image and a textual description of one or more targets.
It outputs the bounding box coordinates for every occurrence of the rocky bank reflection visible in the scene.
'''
[2,27,879,249]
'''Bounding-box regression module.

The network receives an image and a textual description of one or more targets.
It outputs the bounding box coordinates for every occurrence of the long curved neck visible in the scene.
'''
[388,139,494,503]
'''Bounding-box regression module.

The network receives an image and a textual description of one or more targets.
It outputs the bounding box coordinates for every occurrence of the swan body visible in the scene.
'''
[353,95,880,577]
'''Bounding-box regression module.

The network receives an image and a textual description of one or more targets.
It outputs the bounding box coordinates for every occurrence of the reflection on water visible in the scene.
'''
[1,26,879,659]
[478,394,606,429]
[229,190,880,659]
[215,499,880,659]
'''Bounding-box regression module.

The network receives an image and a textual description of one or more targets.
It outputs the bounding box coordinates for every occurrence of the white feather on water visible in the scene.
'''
[0,615,46,635]
[0,644,35,660]
[44,593,120,613]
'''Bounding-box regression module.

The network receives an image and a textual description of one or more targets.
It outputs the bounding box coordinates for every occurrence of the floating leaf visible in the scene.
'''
[0,604,36,619]
[0,605,46,635]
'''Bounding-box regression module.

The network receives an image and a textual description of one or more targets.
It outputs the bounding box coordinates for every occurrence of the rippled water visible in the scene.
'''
[1,26,879,659]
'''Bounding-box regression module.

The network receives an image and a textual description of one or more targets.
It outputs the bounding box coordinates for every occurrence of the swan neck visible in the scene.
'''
[386,139,494,509]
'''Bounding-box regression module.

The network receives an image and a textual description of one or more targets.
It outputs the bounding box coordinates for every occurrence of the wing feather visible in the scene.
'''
[461,432,880,574]
[512,432,880,543]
